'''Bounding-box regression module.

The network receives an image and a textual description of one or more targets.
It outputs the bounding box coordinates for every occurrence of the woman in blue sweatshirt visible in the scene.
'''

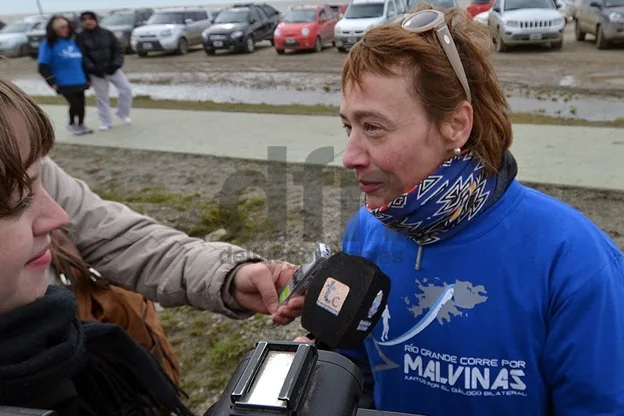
[291,5,624,416]
[38,16,93,135]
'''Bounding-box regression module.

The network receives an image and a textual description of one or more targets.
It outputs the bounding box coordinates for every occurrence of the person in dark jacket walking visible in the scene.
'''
[38,15,93,135]
[76,11,133,131]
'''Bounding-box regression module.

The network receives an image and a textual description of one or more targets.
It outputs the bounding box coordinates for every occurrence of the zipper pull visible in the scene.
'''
[415,245,423,271]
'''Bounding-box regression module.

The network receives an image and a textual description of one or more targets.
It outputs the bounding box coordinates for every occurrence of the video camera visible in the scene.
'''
[205,340,414,416]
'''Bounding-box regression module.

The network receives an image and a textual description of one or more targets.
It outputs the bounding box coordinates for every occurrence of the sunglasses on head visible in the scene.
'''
[401,9,472,103]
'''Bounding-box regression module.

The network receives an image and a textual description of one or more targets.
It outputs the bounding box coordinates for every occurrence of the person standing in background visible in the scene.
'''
[76,11,133,132]
[38,15,93,135]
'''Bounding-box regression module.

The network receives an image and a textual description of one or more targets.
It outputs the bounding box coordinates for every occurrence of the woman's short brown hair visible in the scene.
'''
[342,4,513,176]
[0,75,55,215]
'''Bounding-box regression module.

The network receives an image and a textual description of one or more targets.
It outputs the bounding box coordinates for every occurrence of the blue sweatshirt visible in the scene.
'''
[38,38,88,87]
[339,180,624,415]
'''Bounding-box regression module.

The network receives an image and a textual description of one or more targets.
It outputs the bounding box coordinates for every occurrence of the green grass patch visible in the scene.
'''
[32,95,624,128]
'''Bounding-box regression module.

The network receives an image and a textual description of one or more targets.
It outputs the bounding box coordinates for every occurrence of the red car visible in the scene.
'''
[466,0,496,17]
[273,4,338,54]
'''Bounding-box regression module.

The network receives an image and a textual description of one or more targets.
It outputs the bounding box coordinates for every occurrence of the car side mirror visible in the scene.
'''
[589,0,601,6]
[250,17,257,23]
[492,6,501,12]
[184,18,193,24]
[388,10,396,18]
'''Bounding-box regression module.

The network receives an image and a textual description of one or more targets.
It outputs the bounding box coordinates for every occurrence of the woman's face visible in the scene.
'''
[341,71,471,209]
[53,19,70,38]
[0,111,68,315]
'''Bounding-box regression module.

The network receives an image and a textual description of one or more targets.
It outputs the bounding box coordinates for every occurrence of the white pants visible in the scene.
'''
[90,69,133,127]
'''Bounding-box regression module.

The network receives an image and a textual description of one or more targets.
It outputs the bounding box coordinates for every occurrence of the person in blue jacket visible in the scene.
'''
[38,15,93,135]
[292,4,624,416]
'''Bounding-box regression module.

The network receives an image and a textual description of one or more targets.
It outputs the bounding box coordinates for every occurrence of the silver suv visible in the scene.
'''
[130,7,213,56]
[575,0,624,48]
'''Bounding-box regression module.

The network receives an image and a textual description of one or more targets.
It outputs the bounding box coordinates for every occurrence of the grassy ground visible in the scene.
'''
[32,95,624,128]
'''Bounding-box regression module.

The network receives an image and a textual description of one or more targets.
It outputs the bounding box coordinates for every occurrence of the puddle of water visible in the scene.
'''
[559,73,624,89]
[12,74,624,121]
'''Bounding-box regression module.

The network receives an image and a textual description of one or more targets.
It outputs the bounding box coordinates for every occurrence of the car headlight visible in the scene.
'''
[609,11,624,22]
[160,29,172,37]
[505,20,518,27]
[275,28,281,36]
[231,30,244,38]
[301,27,310,36]
[553,17,564,25]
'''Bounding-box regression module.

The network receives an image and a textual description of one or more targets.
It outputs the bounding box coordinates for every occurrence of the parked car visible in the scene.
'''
[328,3,349,18]
[488,0,566,51]
[130,7,213,56]
[100,8,154,53]
[575,0,624,48]
[0,18,46,58]
[201,3,280,54]
[334,0,407,52]
[25,13,81,59]
[273,4,338,54]
[467,0,497,16]
[0,21,6,31]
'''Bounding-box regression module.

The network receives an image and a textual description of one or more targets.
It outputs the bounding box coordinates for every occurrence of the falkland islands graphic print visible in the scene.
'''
[372,277,529,398]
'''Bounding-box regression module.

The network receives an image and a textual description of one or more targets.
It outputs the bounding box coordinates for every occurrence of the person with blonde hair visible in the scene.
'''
[298,4,624,415]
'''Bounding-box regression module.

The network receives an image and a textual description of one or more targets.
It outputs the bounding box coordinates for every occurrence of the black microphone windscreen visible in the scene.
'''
[301,252,391,349]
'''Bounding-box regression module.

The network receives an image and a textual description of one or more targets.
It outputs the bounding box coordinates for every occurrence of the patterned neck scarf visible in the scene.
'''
[367,151,497,246]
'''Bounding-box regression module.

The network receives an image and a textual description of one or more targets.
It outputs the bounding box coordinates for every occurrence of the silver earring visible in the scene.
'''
[453,148,461,156]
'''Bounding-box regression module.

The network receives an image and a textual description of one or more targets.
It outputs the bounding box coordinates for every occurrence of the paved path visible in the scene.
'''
[41,105,624,192]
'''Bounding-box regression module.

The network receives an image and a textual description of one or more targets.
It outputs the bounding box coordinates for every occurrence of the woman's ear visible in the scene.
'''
[439,101,473,151]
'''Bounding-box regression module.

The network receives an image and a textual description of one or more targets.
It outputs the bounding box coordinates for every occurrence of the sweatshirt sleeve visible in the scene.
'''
[37,41,55,87]
[335,211,376,409]
[41,157,266,319]
[541,250,624,415]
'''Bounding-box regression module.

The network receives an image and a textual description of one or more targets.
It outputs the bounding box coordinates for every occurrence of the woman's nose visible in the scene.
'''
[342,132,369,170]
[32,189,69,237]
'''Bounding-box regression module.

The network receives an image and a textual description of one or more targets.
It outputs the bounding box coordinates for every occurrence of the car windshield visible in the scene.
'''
[283,9,317,22]
[0,22,32,33]
[146,12,185,24]
[101,13,135,26]
[345,3,385,18]
[504,0,554,10]
[214,10,250,23]
[605,0,624,6]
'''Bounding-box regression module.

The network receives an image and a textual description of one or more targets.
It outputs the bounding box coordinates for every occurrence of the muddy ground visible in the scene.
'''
[3,26,624,96]
[49,143,624,414]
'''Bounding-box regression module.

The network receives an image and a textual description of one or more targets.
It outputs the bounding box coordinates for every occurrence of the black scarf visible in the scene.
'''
[0,285,196,416]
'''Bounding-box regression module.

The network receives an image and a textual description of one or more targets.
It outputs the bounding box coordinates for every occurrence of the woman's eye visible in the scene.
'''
[14,195,33,215]
[364,123,381,133]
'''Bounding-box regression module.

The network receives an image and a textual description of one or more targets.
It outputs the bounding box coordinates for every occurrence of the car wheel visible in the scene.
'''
[596,25,609,49]
[276,48,285,55]
[574,20,585,41]
[138,51,148,57]
[337,47,347,53]
[495,29,508,52]
[176,37,189,55]
[314,36,322,53]
[243,35,255,53]
[270,38,275,46]
[551,39,563,50]
[205,48,216,55]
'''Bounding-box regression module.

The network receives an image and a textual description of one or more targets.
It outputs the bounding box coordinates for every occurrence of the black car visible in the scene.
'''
[201,3,280,54]
[100,8,154,53]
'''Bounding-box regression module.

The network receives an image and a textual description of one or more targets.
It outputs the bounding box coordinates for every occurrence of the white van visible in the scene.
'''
[334,0,407,52]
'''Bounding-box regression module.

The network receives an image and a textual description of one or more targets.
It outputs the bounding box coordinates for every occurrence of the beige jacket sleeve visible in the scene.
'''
[42,157,264,319]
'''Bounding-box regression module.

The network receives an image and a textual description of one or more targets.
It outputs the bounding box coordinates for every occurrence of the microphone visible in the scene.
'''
[300,252,392,350]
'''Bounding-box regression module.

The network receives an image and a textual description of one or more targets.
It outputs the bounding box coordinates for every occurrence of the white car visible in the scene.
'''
[130,8,213,57]
[334,0,407,52]
[488,0,566,51]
